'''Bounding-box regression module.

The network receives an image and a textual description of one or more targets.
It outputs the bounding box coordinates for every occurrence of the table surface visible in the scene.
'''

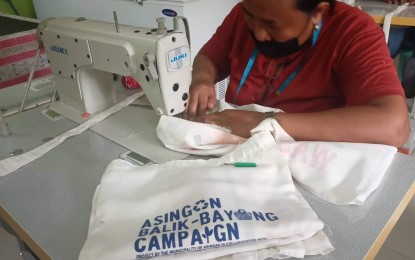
[0,105,414,260]
[0,76,56,117]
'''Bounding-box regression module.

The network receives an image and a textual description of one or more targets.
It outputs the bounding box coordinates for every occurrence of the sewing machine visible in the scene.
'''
[34,15,192,163]
[37,15,191,121]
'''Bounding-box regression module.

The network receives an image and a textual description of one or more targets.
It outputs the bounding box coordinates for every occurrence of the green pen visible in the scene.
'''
[222,162,257,167]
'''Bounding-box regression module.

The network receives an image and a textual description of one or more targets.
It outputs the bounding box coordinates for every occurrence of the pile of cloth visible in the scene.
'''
[158,101,397,205]
[79,132,334,259]
[80,101,397,259]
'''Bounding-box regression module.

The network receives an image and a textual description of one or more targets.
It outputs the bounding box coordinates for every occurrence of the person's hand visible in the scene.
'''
[193,110,264,138]
[185,79,217,120]
[383,0,415,4]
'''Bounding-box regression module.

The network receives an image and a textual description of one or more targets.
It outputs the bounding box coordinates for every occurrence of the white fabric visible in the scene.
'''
[382,3,409,43]
[156,100,283,156]
[277,140,396,205]
[157,116,246,156]
[156,101,397,205]
[0,92,144,177]
[79,132,333,260]
[215,231,333,260]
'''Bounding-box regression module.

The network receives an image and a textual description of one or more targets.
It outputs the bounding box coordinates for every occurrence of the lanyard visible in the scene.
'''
[233,48,258,103]
[234,21,322,103]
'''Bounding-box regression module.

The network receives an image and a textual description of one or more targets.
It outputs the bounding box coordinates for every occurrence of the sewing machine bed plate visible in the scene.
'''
[90,101,188,163]
[48,93,187,163]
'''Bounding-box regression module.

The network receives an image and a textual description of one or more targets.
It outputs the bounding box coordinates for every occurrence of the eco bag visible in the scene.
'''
[79,132,333,260]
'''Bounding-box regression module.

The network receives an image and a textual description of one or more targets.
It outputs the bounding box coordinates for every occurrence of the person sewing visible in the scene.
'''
[185,0,410,147]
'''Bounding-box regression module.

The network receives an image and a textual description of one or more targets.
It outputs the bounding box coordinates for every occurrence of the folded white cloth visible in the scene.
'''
[79,132,333,260]
[156,101,397,205]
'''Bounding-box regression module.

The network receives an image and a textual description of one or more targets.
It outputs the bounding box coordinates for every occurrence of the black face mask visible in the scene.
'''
[253,37,303,58]
[251,21,311,58]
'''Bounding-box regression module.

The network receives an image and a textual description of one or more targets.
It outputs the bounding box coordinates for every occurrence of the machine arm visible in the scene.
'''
[37,16,191,116]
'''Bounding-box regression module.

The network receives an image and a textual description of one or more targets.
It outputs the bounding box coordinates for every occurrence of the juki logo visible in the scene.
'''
[170,53,187,63]
[50,45,68,55]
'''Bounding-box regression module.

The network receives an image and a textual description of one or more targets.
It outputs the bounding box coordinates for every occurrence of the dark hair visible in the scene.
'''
[295,0,336,14]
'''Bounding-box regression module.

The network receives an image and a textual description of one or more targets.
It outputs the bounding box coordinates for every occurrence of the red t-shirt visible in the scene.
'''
[200,2,404,113]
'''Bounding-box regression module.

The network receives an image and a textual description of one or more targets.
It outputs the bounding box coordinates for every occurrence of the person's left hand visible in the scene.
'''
[192,110,264,138]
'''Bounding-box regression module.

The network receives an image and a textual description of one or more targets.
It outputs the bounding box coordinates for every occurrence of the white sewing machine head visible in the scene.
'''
[37,16,191,118]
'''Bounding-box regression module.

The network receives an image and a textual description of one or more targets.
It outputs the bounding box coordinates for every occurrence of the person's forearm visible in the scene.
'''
[191,53,219,85]
[277,96,410,147]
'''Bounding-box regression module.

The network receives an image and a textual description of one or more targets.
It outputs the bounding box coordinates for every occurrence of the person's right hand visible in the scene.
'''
[185,80,217,120]
[383,0,415,4]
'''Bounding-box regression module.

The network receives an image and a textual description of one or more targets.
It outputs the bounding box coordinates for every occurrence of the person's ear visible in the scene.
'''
[311,2,330,26]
